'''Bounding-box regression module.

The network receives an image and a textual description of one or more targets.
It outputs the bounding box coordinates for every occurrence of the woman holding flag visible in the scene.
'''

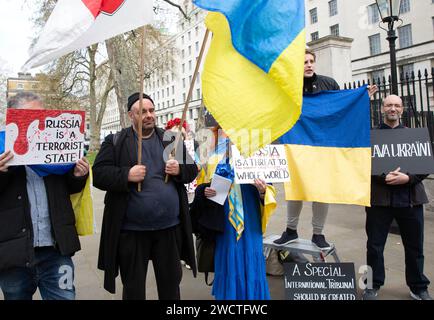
[192,127,276,300]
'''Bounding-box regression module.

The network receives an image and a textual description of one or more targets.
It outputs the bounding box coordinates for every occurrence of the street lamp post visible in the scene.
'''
[375,0,402,95]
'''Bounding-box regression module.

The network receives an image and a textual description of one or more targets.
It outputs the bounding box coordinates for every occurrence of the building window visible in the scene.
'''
[172,85,175,94]
[17,83,24,90]
[398,24,412,48]
[368,4,380,24]
[172,73,175,81]
[162,89,164,98]
[195,41,199,52]
[172,99,175,106]
[195,26,199,36]
[400,63,414,78]
[188,31,191,41]
[330,24,339,36]
[182,64,185,73]
[310,8,318,24]
[400,0,410,14]
[167,88,169,96]
[181,49,185,58]
[181,35,184,45]
[329,0,338,16]
[189,109,193,120]
[182,78,186,88]
[370,69,384,84]
[196,88,201,100]
[188,45,192,56]
[311,31,319,41]
[369,33,381,55]
[183,93,186,102]
[189,60,192,71]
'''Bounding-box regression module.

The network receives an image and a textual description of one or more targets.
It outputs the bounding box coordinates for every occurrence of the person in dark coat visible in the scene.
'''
[362,95,431,300]
[0,92,89,300]
[93,92,198,300]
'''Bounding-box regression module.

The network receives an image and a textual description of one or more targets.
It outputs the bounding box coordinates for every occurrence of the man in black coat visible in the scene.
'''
[362,95,431,300]
[0,92,89,300]
[93,92,198,300]
[274,49,340,250]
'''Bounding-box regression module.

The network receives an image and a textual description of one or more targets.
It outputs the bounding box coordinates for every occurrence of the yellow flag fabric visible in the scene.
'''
[260,184,277,234]
[70,168,94,236]
[201,12,304,156]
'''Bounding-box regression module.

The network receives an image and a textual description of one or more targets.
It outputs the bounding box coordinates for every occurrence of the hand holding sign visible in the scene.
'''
[73,157,90,177]
[385,167,410,185]
[253,178,267,197]
[0,151,14,172]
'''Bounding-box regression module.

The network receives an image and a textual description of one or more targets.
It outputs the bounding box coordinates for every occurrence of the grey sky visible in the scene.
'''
[0,0,34,75]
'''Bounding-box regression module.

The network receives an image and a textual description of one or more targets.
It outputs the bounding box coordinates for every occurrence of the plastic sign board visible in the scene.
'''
[5,109,86,165]
[232,144,290,184]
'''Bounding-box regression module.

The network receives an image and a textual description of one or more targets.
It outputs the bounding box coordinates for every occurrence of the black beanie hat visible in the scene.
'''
[127,92,154,111]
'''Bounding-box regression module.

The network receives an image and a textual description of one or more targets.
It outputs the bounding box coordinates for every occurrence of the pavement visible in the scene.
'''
[1,183,433,300]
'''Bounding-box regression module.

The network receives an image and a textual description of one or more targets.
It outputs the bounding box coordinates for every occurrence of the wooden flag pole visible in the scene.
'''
[165,28,210,183]
[137,26,146,192]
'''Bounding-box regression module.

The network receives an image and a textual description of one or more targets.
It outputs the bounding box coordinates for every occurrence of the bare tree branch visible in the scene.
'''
[161,0,189,20]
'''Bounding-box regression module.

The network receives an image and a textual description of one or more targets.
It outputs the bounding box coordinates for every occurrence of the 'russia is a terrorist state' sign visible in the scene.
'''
[5,109,86,165]
[232,144,290,184]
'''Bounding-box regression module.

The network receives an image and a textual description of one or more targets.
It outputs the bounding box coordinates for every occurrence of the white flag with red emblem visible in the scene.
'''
[22,0,153,70]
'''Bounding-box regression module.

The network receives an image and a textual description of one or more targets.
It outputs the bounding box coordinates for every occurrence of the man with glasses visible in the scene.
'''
[362,95,432,300]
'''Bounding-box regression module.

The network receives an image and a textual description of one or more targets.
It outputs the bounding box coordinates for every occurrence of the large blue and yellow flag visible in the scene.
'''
[279,87,371,206]
[193,0,305,156]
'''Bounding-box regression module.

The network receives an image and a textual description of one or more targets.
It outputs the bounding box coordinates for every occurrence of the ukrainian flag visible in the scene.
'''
[193,0,305,156]
[279,87,372,206]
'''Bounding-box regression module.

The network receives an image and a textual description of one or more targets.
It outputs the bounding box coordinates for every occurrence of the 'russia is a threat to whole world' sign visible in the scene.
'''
[5,109,86,166]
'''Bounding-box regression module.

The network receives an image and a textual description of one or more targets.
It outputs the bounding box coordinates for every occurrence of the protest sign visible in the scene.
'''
[232,144,290,184]
[371,127,434,175]
[283,262,357,300]
[5,109,86,165]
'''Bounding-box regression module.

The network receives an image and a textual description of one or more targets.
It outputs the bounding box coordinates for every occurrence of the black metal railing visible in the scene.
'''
[344,67,434,140]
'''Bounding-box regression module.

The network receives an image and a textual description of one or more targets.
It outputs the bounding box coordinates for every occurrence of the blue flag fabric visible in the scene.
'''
[278,87,372,206]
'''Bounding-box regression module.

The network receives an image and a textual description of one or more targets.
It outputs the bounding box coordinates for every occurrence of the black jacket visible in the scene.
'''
[92,127,198,293]
[0,166,86,272]
[304,73,340,94]
[370,123,428,207]
[190,183,225,242]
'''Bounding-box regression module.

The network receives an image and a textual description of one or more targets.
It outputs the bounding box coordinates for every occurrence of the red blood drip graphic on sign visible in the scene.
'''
[6,110,85,156]
[100,0,125,15]
[81,0,125,18]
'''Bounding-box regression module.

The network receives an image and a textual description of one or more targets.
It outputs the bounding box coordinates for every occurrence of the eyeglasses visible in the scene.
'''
[384,104,402,109]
